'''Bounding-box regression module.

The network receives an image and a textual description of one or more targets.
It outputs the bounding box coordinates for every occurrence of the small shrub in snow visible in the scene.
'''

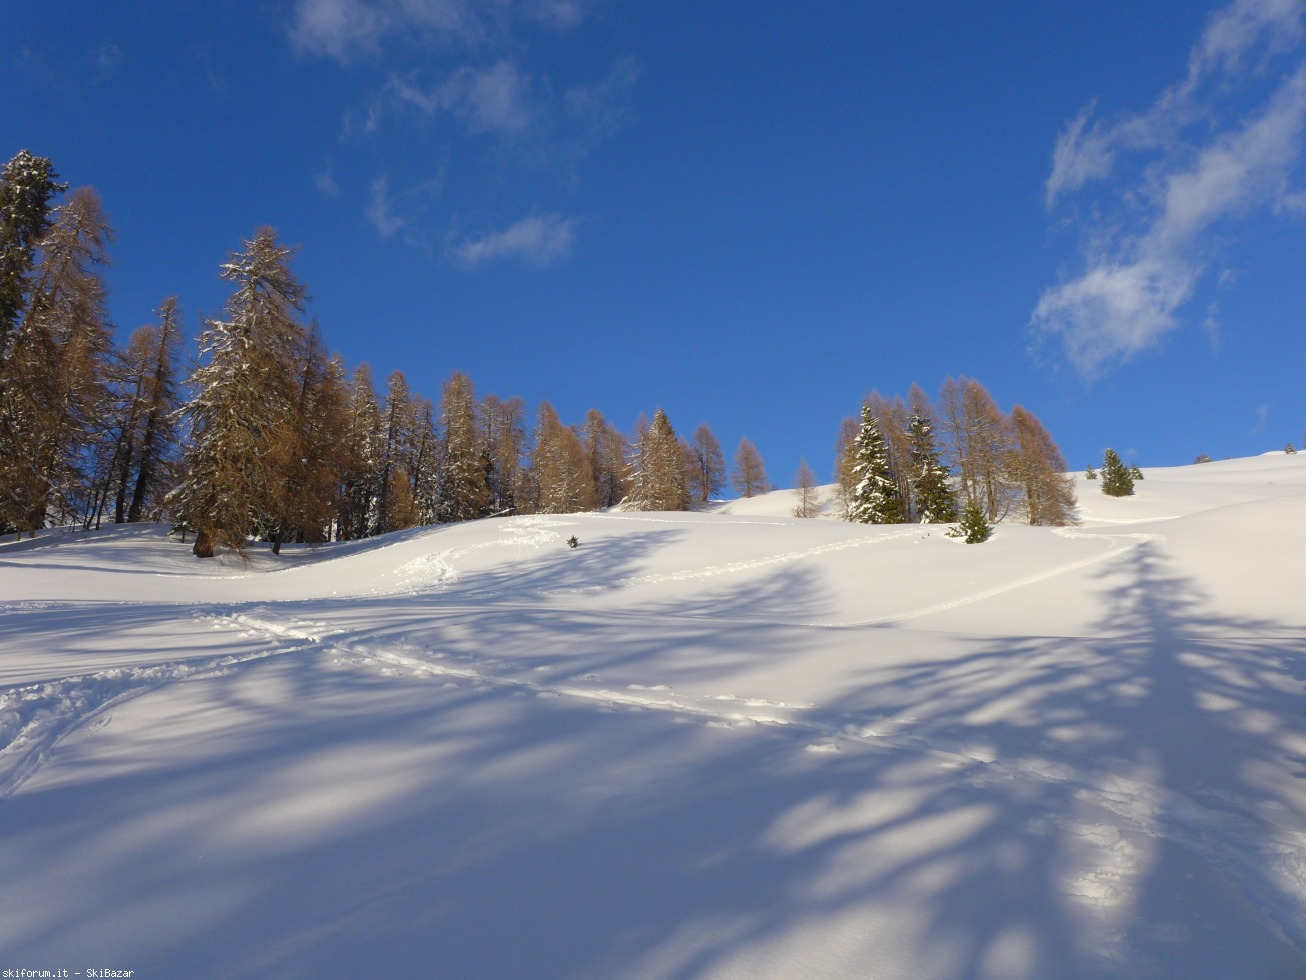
[1101,449,1134,497]
[566,535,579,549]
[949,500,991,544]
[1085,465,1097,480]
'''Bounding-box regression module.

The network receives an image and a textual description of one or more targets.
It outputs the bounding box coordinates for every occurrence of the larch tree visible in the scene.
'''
[685,422,726,506]
[849,402,903,524]
[480,393,528,515]
[376,370,418,534]
[581,407,628,509]
[939,375,1013,523]
[266,323,351,552]
[0,186,114,535]
[831,414,860,520]
[793,457,819,518]
[438,370,489,522]
[125,297,182,523]
[171,228,308,557]
[1008,405,1077,525]
[529,401,596,513]
[731,436,769,498]
[338,363,384,540]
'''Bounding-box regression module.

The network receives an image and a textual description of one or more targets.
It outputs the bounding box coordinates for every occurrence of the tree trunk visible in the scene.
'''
[192,528,215,558]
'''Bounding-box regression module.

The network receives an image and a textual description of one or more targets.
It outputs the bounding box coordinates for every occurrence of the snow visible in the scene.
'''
[2,454,1305,978]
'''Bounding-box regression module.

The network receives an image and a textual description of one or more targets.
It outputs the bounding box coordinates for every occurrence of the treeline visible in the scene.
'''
[0,149,1076,557]
[832,379,1077,527]
[0,151,777,556]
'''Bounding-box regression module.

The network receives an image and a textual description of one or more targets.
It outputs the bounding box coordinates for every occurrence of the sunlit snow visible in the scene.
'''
[2,455,1305,978]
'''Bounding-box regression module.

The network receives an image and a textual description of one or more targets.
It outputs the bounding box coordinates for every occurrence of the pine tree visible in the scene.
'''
[1100,448,1134,497]
[1129,463,1144,480]
[731,436,769,498]
[171,228,308,557]
[954,499,991,543]
[0,150,65,357]
[906,412,955,523]
[1085,464,1097,480]
[849,403,904,524]
[792,457,819,518]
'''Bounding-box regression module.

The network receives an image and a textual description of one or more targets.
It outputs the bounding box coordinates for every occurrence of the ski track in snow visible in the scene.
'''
[3,514,1303,960]
[364,515,1161,633]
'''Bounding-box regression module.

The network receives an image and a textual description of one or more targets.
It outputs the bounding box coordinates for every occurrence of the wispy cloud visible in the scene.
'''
[1034,0,1306,376]
[366,174,442,241]
[449,213,575,267]
[290,0,592,63]
[314,164,340,197]
[91,42,122,81]
[388,61,539,141]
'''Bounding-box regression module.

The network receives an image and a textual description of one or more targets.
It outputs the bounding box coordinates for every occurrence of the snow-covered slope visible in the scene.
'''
[2,454,1305,978]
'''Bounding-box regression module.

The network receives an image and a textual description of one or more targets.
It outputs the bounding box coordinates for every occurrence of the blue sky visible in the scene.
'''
[5,1,1306,486]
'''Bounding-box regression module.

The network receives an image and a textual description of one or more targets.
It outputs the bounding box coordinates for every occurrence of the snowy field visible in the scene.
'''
[2,454,1305,978]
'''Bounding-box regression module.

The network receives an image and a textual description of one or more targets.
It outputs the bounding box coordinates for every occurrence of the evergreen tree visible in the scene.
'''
[1100,448,1134,497]
[0,150,65,357]
[171,228,308,557]
[792,457,819,518]
[1129,463,1144,480]
[731,436,769,498]
[849,403,904,524]
[906,412,955,523]
[628,408,688,511]
[1085,464,1097,480]
[954,498,991,543]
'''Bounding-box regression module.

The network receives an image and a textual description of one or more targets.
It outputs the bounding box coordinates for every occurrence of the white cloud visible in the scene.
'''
[390,61,538,140]
[450,213,574,267]
[1034,0,1306,376]
[290,0,389,61]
